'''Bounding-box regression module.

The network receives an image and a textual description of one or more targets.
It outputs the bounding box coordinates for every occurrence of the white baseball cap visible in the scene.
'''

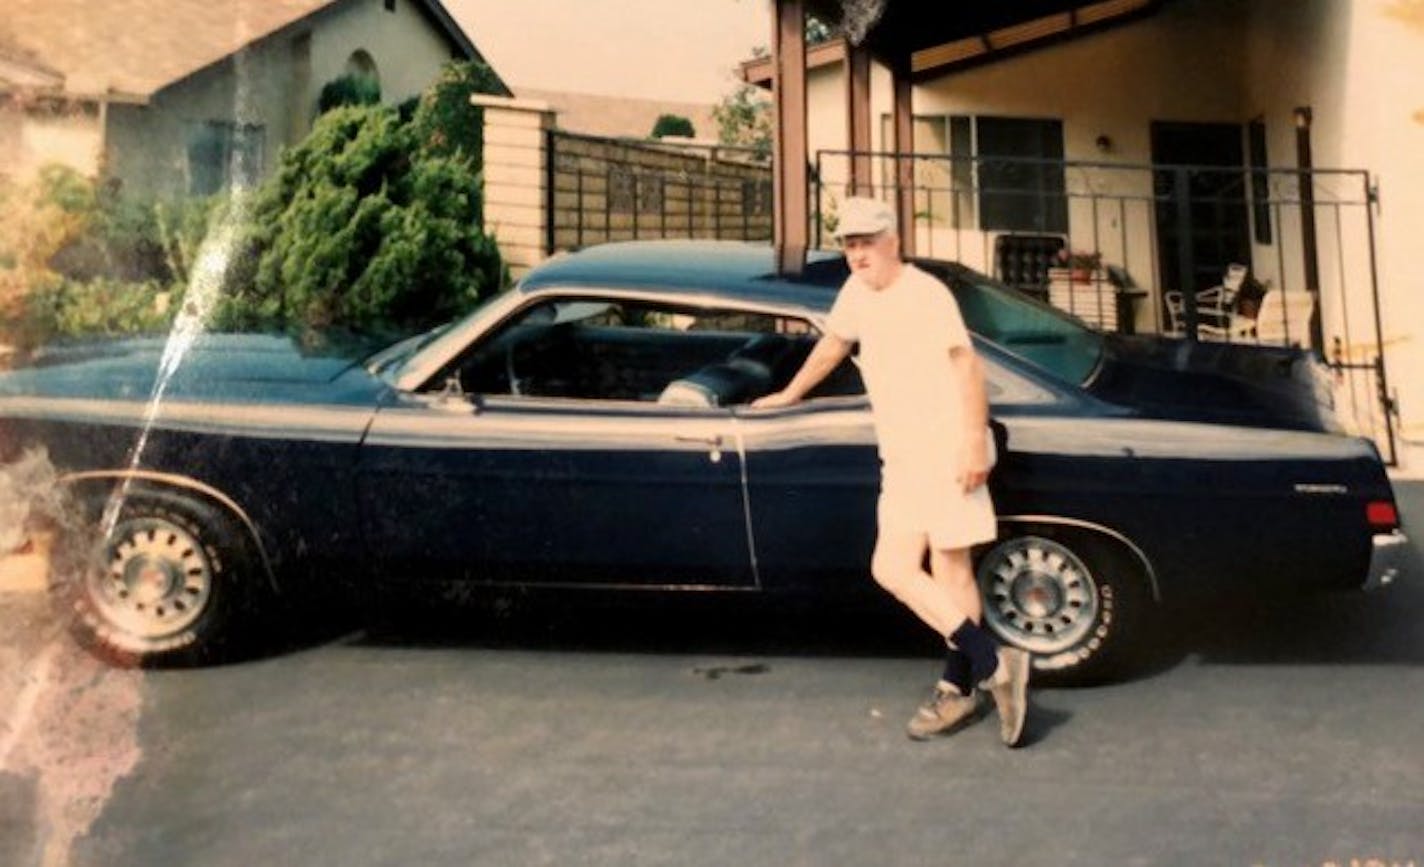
[833,196,896,239]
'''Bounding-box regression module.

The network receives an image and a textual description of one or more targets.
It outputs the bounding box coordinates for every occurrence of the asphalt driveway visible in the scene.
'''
[2,482,1422,867]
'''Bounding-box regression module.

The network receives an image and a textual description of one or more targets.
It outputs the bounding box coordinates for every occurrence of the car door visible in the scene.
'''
[739,346,1062,592]
[737,387,882,591]
[357,391,752,587]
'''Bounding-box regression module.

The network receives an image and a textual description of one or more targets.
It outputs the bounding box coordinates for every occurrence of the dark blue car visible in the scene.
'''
[0,241,1409,681]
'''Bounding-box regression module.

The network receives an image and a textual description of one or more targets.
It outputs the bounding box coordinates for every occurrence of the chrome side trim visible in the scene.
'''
[1364,531,1412,591]
[995,513,1161,602]
[0,396,371,443]
[59,469,280,593]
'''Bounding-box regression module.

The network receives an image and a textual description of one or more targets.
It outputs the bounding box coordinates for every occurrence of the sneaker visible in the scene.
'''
[979,646,1031,747]
[905,683,982,741]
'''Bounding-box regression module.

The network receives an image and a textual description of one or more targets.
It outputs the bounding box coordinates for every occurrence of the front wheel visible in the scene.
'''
[62,488,264,666]
[976,531,1151,684]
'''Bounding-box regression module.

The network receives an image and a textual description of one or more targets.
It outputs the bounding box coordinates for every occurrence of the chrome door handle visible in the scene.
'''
[675,433,725,463]
[675,434,724,447]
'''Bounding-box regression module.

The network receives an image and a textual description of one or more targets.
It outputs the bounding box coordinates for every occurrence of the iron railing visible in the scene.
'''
[813,149,1395,461]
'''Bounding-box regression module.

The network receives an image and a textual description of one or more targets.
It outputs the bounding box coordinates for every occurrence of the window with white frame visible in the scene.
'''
[881,114,1067,233]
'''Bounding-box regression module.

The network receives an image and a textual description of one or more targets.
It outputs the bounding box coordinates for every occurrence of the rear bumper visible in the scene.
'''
[1364,531,1414,591]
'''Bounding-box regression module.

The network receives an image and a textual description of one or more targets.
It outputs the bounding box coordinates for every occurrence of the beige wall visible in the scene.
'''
[1337,1,1424,466]
[105,33,301,199]
[309,0,458,111]
[0,102,103,180]
[1238,0,1424,467]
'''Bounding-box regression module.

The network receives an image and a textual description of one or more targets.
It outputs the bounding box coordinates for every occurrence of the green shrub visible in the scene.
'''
[318,74,381,114]
[21,276,181,340]
[34,164,96,214]
[651,114,695,139]
[713,85,772,158]
[410,60,504,169]
[237,104,502,333]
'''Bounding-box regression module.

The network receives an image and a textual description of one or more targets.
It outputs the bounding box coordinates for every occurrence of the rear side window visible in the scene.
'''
[943,271,1103,385]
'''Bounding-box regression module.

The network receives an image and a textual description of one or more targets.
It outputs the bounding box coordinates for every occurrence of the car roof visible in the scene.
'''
[518,241,853,312]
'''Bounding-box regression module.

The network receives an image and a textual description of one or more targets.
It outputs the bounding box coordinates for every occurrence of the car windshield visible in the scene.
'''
[375,290,522,386]
[365,323,453,377]
[943,267,1106,385]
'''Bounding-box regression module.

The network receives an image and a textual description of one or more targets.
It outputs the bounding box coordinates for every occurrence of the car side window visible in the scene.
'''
[439,297,855,408]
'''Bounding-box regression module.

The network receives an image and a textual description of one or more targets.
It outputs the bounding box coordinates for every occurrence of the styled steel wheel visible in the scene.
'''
[977,532,1147,682]
[979,536,1100,657]
[88,516,215,645]
[65,488,260,666]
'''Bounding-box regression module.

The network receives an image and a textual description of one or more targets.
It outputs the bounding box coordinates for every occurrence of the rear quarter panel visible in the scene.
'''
[991,414,1387,599]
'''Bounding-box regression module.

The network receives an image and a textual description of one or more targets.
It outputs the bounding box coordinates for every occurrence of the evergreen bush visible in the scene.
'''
[651,114,695,139]
[318,74,381,114]
[236,103,502,333]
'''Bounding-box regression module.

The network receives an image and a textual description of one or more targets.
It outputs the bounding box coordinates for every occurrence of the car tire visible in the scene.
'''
[975,530,1151,685]
[60,487,265,667]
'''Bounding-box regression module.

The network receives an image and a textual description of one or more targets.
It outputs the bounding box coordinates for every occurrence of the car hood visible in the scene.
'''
[0,333,390,404]
[1087,334,1340,433]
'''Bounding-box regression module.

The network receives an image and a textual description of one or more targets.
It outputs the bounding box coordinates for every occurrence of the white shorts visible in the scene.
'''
[877,451,998,550]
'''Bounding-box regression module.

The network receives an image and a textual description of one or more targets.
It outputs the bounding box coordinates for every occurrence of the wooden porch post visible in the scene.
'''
[772,0,809,275]
[1295,106,1325,354]
[846,41,872,195]
[891,60,915,257]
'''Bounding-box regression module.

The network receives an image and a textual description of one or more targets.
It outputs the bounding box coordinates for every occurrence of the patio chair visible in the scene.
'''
[1165,263,1250,337]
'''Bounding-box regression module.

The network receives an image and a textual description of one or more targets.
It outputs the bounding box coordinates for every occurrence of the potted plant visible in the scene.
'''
[1048,249,1102,284]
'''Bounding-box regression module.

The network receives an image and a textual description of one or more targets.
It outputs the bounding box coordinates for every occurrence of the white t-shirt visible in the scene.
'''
[824,263,975,476]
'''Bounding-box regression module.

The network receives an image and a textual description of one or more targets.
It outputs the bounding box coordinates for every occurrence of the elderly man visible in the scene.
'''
[752,197,1030,745]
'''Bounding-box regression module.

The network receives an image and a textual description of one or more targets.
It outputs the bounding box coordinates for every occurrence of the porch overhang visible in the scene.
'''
[810,0,1164,77]
[746,0,1161,87]
[764,0,1164,275]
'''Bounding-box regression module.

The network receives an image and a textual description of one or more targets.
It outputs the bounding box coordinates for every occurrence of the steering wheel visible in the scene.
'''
[505,341,523,396]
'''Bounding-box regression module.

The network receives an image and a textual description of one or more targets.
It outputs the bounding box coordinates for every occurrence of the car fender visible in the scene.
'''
[59,469,281,595]
[994,513,1161,602]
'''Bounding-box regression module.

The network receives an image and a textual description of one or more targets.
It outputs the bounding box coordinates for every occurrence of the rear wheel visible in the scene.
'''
[976,530,1151,684]
[63,488,263,666]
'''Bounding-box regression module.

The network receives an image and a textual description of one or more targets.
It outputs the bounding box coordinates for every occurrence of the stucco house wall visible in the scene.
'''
[307,0,461,115]
[0,103,104,180]
[1240,0,1424,465]
[104,0,463,199]
[104,35,299,199]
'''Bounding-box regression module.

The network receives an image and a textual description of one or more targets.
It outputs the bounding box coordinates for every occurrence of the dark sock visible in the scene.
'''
[940,648,973,697]
[948,620,1000,686]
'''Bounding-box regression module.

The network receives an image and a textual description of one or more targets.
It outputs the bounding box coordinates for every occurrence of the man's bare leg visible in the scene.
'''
[873,532,991,739]
[928,546,982,626]
[870,531,968,637]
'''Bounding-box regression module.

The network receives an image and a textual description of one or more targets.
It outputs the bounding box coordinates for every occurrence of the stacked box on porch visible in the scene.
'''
[1047,268,1117,331]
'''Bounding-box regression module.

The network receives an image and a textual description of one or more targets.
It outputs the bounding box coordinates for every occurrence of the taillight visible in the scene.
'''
[1366,500,1399,530]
